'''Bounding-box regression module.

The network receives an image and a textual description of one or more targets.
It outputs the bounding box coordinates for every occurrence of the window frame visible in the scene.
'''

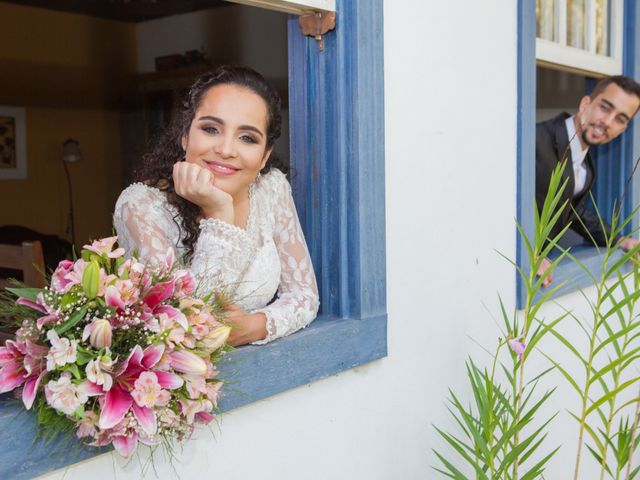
[226,0,335,15]
[536,0,624,76]
[0,1,387,478]
[517,0,640,307]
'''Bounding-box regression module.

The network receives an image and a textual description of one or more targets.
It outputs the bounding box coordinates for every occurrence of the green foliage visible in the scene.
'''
[434,161,640,479]
[433,164,568,479]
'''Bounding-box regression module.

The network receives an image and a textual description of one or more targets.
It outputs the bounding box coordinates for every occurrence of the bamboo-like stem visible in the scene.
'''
[625,388,640,479]
[599,278,639,480]
[512,252,539,480]
[573,251,613,480]
[600,336,626,480]
[488,342,503,479]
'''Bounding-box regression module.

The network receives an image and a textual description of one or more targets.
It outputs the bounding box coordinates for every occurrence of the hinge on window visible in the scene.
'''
[299,11,336,51]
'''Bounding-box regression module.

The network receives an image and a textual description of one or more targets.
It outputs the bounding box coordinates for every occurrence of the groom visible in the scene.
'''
[536,75,640,287]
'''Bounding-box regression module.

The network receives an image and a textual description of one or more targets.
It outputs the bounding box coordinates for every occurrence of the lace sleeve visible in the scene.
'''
[252,172,320,344]
[113,184,182,263]
[113,184,255,296]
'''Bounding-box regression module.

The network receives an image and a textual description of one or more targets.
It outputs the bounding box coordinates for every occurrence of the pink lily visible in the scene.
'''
[17,294,62,330]
[109,420,158,457]
[83,236,125,259]
[98,344,183,433]
[104,280,140,311]
[50,259,75,293]
[142,281,175,309]
[153,305,188,330]
[195,411,215,424]
[0,339,48,409]
[170,350,207,376]
[118,258,151,292]
[76,410,98,439]
[171,270,196,298]
[112,433,138,457]
[82,319,113,349]
[180,398,214,424]
[16,296,47,314]
[44,373,101,415]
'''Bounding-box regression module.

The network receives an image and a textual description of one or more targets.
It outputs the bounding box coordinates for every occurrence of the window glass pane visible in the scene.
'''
[537,0,556,41]
[567,0,586,49]
[596,0,610,55]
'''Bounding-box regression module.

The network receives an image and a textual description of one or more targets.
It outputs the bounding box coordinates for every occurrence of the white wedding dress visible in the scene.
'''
[113,169,319,344]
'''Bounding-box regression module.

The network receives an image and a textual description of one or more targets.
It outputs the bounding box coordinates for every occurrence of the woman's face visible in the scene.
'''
[182,83,272,200]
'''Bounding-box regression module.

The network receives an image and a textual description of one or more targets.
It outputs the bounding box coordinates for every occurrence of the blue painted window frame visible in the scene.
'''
[516,0,640,307]
[0,1,387,478]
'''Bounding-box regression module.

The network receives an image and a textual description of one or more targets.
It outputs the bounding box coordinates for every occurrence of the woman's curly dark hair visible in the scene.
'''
[134,65,285,262]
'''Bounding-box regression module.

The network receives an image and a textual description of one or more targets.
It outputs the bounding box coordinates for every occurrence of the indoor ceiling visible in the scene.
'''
[0,0,229,22]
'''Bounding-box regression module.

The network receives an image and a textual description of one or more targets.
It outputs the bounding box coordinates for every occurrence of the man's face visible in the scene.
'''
[576,83,640,146]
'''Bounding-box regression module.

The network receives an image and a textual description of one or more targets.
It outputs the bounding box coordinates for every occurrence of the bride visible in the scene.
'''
[113,66,319,346]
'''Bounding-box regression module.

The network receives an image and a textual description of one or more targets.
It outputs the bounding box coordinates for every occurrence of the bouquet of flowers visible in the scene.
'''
[0,237,231,457]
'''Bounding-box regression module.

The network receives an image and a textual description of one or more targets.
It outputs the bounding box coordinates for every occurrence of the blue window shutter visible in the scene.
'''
[288,0,387,320]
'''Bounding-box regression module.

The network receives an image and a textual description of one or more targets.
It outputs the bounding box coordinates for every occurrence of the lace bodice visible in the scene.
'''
[113,169,319,344]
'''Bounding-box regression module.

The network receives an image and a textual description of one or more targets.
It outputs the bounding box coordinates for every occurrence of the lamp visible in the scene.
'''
[62,139,82,249]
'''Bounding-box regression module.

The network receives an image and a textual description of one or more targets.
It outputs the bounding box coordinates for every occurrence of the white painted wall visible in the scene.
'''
[37,1,608,479]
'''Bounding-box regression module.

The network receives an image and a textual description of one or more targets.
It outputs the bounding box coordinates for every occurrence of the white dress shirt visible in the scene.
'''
[565,115,589,197]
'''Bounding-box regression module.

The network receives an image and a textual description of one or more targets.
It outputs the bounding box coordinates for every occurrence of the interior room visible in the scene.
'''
[0,0,289,274]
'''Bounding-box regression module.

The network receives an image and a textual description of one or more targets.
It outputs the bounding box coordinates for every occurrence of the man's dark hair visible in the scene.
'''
[589,75,640,103]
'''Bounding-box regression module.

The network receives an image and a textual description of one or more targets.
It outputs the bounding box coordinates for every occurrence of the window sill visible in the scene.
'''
[0,314,387,480]
[534,245,630,303]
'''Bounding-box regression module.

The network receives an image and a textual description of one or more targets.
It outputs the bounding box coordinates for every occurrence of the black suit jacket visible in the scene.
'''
[536,112,614,246]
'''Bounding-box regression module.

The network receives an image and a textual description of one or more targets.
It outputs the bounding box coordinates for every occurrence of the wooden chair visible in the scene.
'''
[0,241,46,344]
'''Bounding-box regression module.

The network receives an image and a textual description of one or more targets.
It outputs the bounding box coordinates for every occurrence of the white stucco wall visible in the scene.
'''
[38,1,603,479]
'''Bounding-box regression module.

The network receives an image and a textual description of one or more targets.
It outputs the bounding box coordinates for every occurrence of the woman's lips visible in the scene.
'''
[206,161,238,176]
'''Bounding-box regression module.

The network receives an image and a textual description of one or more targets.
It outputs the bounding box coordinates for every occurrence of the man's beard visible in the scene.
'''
[581,125,607,147]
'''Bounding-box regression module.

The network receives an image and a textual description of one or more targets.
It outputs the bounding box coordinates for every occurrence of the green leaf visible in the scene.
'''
[520,446,561,480]
[540,352,582,396]
[75,350,93,366]
[432,450,470,480]
[5,287,43,301]
[568,411,605,453]
[54,305,88,335]
[65,363,81,380]
[586,376,640,416]
[589,348,640,387]
[434,428,490,479]
[585,443,613,477]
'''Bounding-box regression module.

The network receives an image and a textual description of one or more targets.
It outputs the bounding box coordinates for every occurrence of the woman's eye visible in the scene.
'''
[202,125,219,134]
[240,135,257,144]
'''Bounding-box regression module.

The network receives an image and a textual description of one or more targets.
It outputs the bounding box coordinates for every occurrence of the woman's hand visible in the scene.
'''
[224,302,268,346]
[173,162,234,223]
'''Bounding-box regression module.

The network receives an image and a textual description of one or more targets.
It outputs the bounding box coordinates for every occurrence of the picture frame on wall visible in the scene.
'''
[0,106,27,180]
